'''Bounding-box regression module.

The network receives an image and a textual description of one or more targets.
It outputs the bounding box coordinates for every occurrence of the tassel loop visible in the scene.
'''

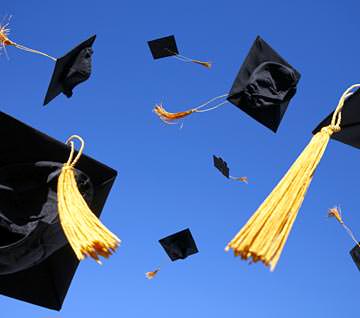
[64,135,85,168]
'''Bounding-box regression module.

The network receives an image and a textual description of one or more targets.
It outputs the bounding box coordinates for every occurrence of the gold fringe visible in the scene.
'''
[225,84,360,271]
[145,268,160,279]
[0,20,56,61]
[153,104,196,123]
[58,135,120,263]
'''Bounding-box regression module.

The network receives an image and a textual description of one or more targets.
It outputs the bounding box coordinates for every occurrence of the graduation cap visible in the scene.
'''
[0,111,119,310]
[153,36,300,132]
[145,228,198,279]
[0,17,95,106]
[213,155,248,183]
[159,228,198,261]
[147,35,211,68]
[43,35,96,105]
[225,84,360,271]
[313,88,360,149]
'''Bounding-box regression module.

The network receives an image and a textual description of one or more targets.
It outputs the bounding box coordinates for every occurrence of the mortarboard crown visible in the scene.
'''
[227,36,301,132]
[0,111,117,310]
[159,228,198,261]
[43,35,96,106]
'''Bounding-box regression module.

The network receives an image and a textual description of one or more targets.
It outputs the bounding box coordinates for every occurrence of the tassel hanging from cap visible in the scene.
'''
[165,48,212,69]
[225,84,360,271]
[0,16,56,61]
[153,94,229,124]
[58,135,120,264]
[328,206,360,247]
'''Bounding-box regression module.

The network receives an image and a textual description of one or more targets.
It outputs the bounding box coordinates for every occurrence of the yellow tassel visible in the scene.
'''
[58,135,120,263]
[191,60,212,69]
[328,206,344,224]
[225,84,360,271]
[145,268,160,279]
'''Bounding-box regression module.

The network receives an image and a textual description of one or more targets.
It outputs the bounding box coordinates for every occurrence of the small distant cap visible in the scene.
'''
[159,228,198,261]
[213,155,230,178]
[227,36,301,132]
[43,35,96,106]
[148,35,179,60]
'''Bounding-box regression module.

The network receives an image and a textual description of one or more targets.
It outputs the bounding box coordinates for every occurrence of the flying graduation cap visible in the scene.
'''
[146,228,198,279]
[148,35,212,69]
[0,112,119,309]
[225,84,360,271]
[43,35,96,106]
[213,155,248,183]
[0,16,95,106]
[154,36,301,133]
[328,207,360,271]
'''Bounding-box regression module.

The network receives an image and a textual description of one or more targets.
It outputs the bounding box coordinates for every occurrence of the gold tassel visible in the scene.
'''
[0,18,56,61]
[145,268,160,279]
[225,84,360,271]
[153,103,196,123]
[328,206,360,247]
[230,176,249,183]
[191,59,212,69]
[58,135,120,263]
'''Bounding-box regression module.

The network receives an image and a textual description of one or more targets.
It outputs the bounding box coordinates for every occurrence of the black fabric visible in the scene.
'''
[0,112,117,310]
[148,35,179,59]
[312,88,360,149]
[159,228,198,262]
[213,155,229,178]
[63,47,93,98]
[350,244,360,271]
[227,36,301,132]
[43,35,96,106]
[0,162,93,275]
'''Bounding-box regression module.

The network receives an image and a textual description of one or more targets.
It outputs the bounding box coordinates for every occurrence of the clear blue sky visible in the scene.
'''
[1,0,360,317]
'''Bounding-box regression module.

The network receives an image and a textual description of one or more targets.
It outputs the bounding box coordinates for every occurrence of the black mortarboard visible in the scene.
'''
[312,88,360,149]
[0,112,117,310]
[350,244,360,271]
[213,155,229,178]
[159,228,198,261]
[227,36,301,132]
[148,35,179,59]
[43,35,96,106]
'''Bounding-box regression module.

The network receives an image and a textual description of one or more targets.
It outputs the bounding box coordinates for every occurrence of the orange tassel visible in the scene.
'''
[191,60,212,69]
[0,24,14,47]
[145,268,160,279]
[231,176,248,183]
[328,207,344,224]
[153,104,196,123]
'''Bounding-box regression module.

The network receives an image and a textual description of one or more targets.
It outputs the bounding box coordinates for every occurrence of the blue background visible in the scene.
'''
[1,0,359,317]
